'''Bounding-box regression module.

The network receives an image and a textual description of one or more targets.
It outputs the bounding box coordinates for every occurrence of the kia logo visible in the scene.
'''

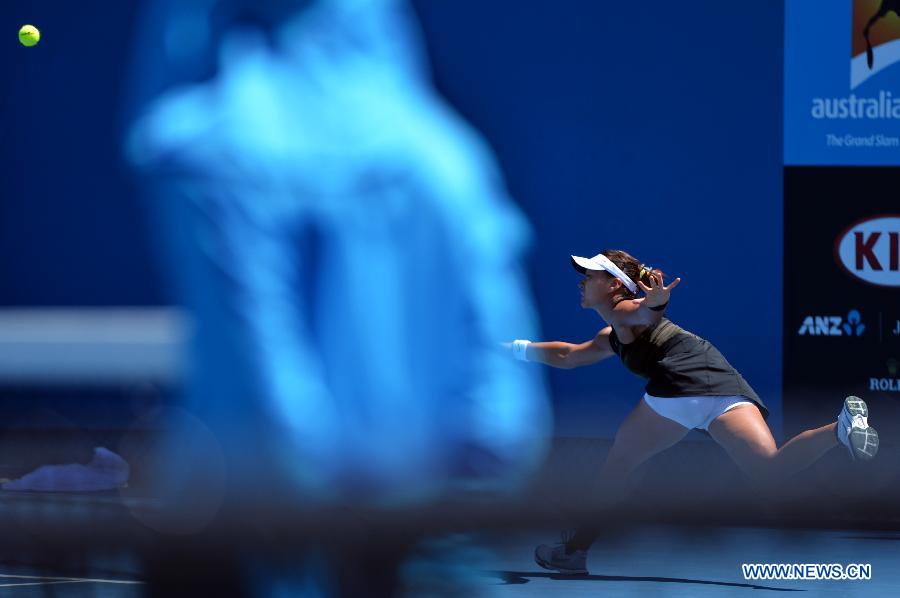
[834,215,900,287]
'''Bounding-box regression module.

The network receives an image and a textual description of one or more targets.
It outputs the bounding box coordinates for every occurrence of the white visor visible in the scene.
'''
[571,253,638,294]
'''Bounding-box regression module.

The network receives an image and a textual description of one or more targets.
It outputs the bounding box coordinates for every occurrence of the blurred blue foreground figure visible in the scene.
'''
[126,0,549,593]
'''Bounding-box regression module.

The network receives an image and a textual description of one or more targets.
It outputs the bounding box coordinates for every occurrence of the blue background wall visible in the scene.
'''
[0,1,784,438]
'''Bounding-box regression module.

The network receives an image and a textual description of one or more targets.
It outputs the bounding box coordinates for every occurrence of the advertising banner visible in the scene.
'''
[783,168,899,437]
[785,0,900,165]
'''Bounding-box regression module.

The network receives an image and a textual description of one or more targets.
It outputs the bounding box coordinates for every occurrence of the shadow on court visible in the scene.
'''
[489,570,803,592]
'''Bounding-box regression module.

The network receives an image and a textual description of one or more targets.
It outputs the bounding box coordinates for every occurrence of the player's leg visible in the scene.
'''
[535,397,692,574]
[708,396,877,488]
[594,397,696,506]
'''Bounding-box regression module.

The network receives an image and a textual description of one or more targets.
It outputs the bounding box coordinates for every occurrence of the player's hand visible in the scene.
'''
[635,271,681,308]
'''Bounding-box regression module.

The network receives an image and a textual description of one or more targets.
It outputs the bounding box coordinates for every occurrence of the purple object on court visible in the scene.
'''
[1,447,130,492]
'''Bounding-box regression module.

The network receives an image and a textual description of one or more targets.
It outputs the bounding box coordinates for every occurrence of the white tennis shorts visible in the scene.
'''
[643,393,754,431]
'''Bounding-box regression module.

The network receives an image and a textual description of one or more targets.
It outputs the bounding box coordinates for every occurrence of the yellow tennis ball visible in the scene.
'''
[19,24,40,47]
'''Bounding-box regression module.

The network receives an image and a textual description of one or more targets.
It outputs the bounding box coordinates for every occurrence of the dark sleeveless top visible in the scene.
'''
[608,318,768,419]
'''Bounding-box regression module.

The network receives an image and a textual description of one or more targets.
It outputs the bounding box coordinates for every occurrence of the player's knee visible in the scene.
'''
[737,447,780,487]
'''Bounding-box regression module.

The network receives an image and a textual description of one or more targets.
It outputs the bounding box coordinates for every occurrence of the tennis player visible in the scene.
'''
[511,249,878,574]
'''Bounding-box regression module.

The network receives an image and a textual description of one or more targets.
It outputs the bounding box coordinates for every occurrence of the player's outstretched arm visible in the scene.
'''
[507,327,614,369]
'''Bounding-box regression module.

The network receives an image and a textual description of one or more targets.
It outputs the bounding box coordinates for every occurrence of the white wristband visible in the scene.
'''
[512,339,532,361]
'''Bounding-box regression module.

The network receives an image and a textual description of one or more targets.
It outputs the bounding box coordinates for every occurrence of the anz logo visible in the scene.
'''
[798,309,866,337]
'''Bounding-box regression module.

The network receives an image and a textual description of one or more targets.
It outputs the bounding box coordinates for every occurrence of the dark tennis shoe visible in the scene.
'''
[534,542,588,575]
[837,396,879,461]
